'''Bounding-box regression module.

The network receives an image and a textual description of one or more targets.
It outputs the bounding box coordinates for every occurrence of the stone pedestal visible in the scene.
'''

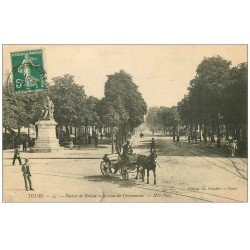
[32,119,61,152]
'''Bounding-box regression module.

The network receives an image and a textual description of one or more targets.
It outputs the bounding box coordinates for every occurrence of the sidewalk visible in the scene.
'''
[3,143,112,160]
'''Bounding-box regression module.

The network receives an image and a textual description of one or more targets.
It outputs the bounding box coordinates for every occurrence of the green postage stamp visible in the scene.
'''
[11,49,46,92]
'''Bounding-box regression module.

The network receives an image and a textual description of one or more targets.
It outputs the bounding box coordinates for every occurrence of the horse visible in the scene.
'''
[226,140,237,157]
[136,152,158,184]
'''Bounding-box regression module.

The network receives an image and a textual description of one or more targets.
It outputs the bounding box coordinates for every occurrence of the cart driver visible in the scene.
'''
[122,140,133,165]
[113,140,133,174]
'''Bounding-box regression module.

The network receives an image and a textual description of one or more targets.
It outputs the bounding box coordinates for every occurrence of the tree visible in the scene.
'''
[97,98,121,153]
[196,56,231,142]
[223,62,248,149]
[178,56,232,143]
[146,106,180,135]
[3,78,48,124]
[145,107,161,133]
[177,56,247,149]
[49,74,87,139]
[159,106,180,134]
[85,96,100,126]
[103,70,147,144]
[3,78,48,146]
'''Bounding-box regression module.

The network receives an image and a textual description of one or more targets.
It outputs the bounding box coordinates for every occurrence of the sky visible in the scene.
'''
[3,45,247,108]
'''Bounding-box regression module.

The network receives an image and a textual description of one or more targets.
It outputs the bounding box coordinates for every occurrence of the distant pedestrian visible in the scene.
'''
[194,132,197,142]
[100,133,103,140]
[94,133,98,147]
[69,139,73,149]
[208,132,211,142]
[21,159,34,191]
[173,134,176,143]
[175,134,180,146]
[22,139,27,151]
[187,131,191,143]
[217,136,221,148]
[88,133,92,144]
[150,138,156,153]
[12,147,22,166]
[202,132,207,143]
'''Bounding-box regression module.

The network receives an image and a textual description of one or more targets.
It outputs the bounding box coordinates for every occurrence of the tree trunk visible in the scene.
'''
[17,127,21,147]
[189,124,193,141]
[225,123,229,140]
[242,124,247,151]
[28,126,30,143]
[65,126,70,140]
[123,125,127,142]
[61,125,64,141]
[236,123,241,151]
[217,120,220,135]
[217,119,221,148]
[55,125,58,138]
[35,125,38,138]
[211,120,215,143]
[111,126,114,154]
[203,124,207,143]
[198,124,201,142]
[60,125,64,143]
[119,125,123,144]
[85,126,88,146]
[232,122,236,139]
[194,123,197,142]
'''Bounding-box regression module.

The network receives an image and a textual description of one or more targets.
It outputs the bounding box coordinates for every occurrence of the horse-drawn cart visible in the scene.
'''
[100,153,143,181]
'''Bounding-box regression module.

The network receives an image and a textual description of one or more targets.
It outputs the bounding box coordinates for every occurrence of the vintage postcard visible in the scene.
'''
[2,44,248,202]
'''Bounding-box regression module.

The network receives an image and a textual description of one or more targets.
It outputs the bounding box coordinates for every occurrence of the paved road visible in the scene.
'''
[3,135,247,202]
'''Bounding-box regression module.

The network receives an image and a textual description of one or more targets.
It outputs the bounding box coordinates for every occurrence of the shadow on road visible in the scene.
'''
[5,189,25,191]
[83,174,145,188]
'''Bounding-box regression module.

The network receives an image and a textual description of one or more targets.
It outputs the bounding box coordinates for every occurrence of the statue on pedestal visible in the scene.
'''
[42,96,54,120]
[33,96,60,152]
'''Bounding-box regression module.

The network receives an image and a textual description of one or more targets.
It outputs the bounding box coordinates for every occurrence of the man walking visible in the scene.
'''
[12,147,22,165]
[175,134,181,146]
[150,138,156,153]
[21,159,34,191]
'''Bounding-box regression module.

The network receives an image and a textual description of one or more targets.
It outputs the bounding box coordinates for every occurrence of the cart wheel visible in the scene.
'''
[100,161,111,176]
[121,168,129,181]
[109,163,116,174]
